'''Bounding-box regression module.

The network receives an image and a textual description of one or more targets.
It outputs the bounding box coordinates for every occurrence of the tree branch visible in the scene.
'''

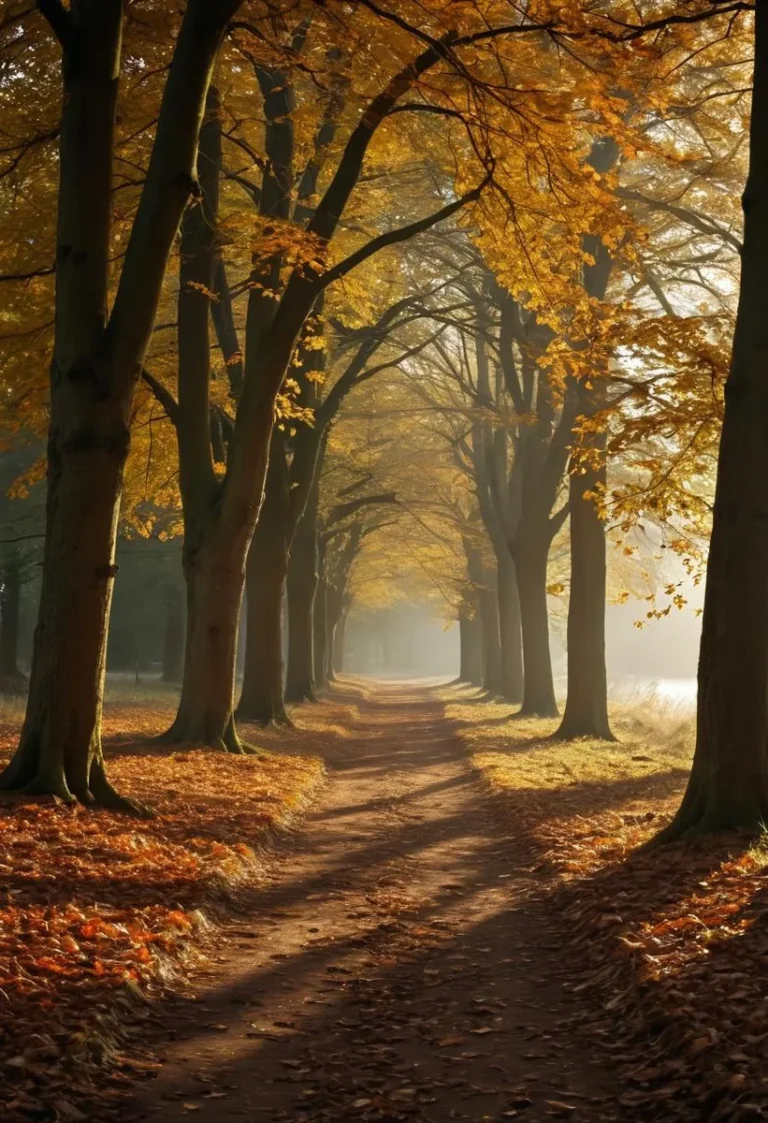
[316,176,490,293]
[37,0,77,52]
[141,368,179,424]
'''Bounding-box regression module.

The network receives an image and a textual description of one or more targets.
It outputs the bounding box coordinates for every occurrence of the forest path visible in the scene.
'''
[126,683,619,1123]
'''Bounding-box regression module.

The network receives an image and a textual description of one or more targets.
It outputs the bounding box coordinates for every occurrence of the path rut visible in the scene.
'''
[126,683,620,1122]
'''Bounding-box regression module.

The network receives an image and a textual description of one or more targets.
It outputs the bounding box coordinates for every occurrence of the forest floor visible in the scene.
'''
[3,681,768,1122]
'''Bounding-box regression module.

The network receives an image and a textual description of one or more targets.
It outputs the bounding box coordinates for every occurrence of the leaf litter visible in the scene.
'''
[449,687,768,1121]
[0,700,326,1122]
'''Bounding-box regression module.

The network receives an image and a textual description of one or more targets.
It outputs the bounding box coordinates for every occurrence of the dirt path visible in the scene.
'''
[126,683,620,1123]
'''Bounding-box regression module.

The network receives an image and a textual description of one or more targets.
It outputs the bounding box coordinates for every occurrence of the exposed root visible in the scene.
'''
[89,760,154,817]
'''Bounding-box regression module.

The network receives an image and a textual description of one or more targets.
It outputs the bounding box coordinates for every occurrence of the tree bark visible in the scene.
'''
[237,445,291,726]
[554,421,614,740]
[516,536,558,717]
[164,530,249,751]
[497,552,523,703]
[661,3,768,837]
[162,584,185,685]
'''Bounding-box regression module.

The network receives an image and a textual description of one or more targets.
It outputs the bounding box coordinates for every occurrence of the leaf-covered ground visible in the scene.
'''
[449,686,768,1122]
[0,694,332,1123]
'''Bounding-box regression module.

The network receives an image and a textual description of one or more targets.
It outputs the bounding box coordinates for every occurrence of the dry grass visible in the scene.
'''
[446,684,693,817]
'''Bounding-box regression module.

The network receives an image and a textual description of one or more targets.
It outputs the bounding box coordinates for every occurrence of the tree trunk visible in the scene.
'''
[497,552,523,703]
[285,517,318,703]
[0,550,24,684]
[0,1,130,808]
[165,85,255,753]
[162,584,185,684]
[238,534,290,726]
[661,4,768,837]
[237,446,291,726]
[0,443,131,804]
[163,525,250,752]
[554,417,614,741]
[516,537,558,717]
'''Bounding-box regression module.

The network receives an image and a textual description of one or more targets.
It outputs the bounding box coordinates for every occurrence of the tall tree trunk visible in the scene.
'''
[662,4,768,837]
[285,517,318,703]
[162,584,185,684]
[164,85,263,753]
[516,536,558,717]
[555,411,614,740]
[1,446,131,803]
[497,553,523,703]
[237,446,291,726]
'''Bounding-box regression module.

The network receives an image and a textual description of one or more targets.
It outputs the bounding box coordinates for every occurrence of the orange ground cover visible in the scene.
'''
[0,700,326,1122]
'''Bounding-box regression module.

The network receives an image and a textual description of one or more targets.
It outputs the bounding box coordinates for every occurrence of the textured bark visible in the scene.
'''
[516,537,558,717]
[164,535,248,752]
[237,446,291,726]
[661,7,768,838]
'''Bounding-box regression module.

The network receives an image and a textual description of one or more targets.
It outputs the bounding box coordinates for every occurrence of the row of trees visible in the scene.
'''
[0,0,761,838]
